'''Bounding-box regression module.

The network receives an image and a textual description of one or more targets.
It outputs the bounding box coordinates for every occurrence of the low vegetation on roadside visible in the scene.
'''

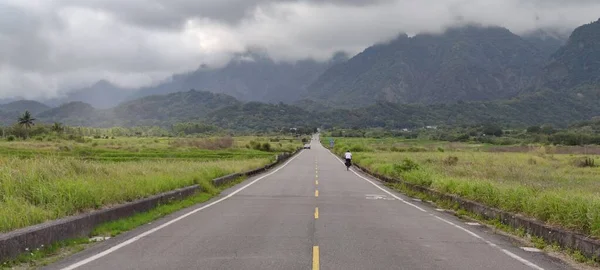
[326,136,600,239]
[0,134,304,233]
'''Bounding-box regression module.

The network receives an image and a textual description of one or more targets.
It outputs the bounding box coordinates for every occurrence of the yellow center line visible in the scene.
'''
[316,180,319,185]
[314,207,319,219]
[315,190,319,197]
[313,246,320,270]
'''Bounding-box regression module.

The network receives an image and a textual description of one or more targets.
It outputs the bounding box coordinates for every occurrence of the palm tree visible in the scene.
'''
[51,122,63,133]
[18,111,35,138]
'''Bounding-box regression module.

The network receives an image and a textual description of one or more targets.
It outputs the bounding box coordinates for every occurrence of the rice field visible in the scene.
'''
[0,136,302,233]
[328,137,600,238]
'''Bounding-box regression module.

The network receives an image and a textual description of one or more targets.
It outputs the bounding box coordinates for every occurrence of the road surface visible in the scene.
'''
[46,137,574,270]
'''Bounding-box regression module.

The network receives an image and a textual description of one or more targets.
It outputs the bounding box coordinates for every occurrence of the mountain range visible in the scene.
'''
[2,20,600,130]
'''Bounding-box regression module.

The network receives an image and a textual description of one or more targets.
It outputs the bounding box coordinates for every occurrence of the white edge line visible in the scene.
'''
[326,149,544,270]
[60,151,304,270]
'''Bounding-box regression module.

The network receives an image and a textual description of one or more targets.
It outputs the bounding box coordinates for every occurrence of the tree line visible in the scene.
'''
[1,111,317,140]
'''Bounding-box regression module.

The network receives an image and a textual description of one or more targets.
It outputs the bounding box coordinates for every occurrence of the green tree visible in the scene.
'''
[482,123,503,137]
[541,124,556,135]
[526,126,541,133]
[17,111,36,138]
[51,122,64,133]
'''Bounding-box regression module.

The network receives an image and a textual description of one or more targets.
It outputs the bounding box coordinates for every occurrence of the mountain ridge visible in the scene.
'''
[305,25,549,107]
[0,22,598,130]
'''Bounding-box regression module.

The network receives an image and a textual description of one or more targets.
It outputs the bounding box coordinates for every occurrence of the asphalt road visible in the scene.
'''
[46,136,574,270]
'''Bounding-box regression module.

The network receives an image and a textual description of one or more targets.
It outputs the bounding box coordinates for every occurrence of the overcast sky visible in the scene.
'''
[1,0,599,99]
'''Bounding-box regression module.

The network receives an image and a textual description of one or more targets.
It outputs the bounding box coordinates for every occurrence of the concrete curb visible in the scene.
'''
[0,148,302,263]
[350,161,600,261]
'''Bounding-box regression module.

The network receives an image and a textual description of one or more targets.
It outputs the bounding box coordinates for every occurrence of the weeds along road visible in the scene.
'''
[46,138,574,270]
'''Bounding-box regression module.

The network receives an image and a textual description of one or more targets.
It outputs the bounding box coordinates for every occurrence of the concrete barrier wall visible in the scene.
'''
[351,162,600,261]
[0,148,302,263]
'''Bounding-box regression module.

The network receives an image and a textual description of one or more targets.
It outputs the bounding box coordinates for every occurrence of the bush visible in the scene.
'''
[390,146,402,152]
[249,141,261,150]
[482,124,503,137]
[58,145,73,152]
[528,158,537,165]
[527,126,542,134]
[573,157,595,168]
[394,158,420,173]
[6,135,16,142]
[261,142,272,152]
[443,156,459,166]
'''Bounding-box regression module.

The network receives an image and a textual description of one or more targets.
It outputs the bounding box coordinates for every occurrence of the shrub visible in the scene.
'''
[249,141,261,150]
[528,158,537,165]
[261,142,272,152]
[58,145,73,152]
[6,135,16,142]
[573,157,595,168]
[394,158,420,173]
[443,156,459,166]
[437,147,445,152]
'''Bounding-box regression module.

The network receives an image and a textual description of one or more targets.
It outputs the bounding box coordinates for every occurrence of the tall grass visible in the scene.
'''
[332,138,600,238]
[0,156,270,233]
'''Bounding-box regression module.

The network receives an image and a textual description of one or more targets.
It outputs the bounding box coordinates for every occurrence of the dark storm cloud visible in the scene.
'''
[58,0,394,29]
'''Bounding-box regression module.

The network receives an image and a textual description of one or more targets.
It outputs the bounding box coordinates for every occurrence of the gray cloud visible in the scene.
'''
[0,0,599,99]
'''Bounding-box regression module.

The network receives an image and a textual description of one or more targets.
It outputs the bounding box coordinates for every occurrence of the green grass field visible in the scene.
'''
[326,137,600,238]
[0,136,302,233]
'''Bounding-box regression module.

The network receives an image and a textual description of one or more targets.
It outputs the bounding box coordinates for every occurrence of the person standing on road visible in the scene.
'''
[344,150,352,170]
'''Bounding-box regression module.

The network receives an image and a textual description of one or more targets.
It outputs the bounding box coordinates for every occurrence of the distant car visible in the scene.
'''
[304,144,311,149]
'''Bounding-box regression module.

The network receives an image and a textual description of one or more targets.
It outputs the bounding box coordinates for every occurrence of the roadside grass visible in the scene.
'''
[0,157,270,233]
[329,137,600,239]
[385,181,600,267]
[0,136,300,161]
[0,136,303,233]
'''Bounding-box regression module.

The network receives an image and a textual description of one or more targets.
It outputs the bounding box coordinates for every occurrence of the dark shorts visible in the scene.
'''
[345,158,352,166]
